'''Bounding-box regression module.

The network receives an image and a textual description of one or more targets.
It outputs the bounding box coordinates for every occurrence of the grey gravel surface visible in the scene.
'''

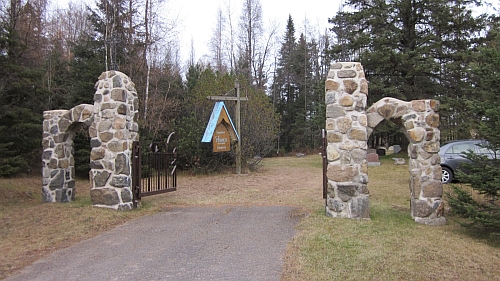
[5,206,299,281]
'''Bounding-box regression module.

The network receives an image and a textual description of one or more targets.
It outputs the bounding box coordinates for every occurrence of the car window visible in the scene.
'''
[476,145,492,154]
[446,143,475,154]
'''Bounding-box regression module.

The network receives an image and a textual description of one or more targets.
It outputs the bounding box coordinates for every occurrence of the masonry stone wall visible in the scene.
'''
[42,71,139,210]
[325,62,446,225]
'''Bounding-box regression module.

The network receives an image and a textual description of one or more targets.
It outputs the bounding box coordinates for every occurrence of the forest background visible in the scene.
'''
[0,0,499,177]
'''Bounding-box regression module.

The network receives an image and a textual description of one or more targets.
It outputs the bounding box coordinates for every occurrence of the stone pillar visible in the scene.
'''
[89,71,139,210]
[324,62,370,219]
[406,100,446,225]
[366,98,445,225]
[42,105,94,202]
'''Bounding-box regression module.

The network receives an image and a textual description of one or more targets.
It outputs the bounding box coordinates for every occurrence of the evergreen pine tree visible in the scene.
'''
[447,22,500,235]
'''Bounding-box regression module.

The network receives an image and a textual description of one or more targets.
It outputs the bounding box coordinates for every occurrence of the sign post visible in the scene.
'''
[235,80,242,174]
[204,80,248,174]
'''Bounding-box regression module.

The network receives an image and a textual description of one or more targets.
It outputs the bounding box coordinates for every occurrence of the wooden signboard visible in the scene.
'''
[201,101,239,153]
[213,123,231,152]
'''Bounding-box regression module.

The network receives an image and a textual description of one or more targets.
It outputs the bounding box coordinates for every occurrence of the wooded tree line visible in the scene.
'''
[0,0,499,177]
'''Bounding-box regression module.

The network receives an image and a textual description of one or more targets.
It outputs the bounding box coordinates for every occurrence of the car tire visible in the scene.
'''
[442,166,453,184]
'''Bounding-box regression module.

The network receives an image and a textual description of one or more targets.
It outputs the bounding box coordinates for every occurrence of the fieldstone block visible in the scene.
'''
[423,141,440,153]
[89,126,97,138]
[111,89,127,102]
[90,161,104,169]
[110,175,131,187]
[331,63,343,69]
[90,138,101,148]
[360,79,368,94]
[49,171,64,191]
[117,104,128,115]
[98,120,112,132]
[327,131,343,143]
[367,113,384,128]
[337,117,353,133]
[327,164,359,182]
[326,118,335,130]
[115,153,130,175]
[54,144,65,158]
[326,104,346,119]
[115,130,125,140]
[90,148,106,160]
[327,198,346,212]
[82,106,93,122]
[325,91,336,104]
[121,188,133,203]
[58,118,72,132]
[93,171,110,187]
[337,70,357,78]
[325,80,340,91]
[100,132,113,142]
[339,95,354,106]
[59,159,69,169]
[101,102,117,110]
[91,187,120,206]
[60,188,70,203]
[42,187,53,202]
[430,100,440,111]
[426,113,440,128]
[42,150,52,160]
[377,103,396,119]
[102,109,115,118]
[412,199,433,218]
[348,128,367,141]
[411,100,425,112]
[94,93,102,102]
[351,149,366,164]
[353,174,369,184]
[358,115,367,127]
[113,117,126,130]
[337,183,360,201]
[48,158,58,169]
[108,141,124,152]
[351,195,370,219]
[327,146,340,161]
[50,125,59,135]
[408,128,426,143]
[422,181,443,198]
[343,80,358,94]
[112,74,123,87]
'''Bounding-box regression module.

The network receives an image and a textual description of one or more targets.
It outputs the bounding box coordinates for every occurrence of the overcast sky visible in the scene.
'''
[53,0,497,65]
[170,0,341,63]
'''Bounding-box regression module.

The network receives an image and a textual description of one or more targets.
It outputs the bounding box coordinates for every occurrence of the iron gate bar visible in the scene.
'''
[132,140,177,208]
[132,141,142,208]
[322,129,327,200]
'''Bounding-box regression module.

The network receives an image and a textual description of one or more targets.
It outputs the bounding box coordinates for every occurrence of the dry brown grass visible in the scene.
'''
[281,156,500,281]
[1,155,500,281]
[0,155,322,280]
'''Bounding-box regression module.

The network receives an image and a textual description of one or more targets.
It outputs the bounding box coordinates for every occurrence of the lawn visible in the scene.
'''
[0,154,499,280]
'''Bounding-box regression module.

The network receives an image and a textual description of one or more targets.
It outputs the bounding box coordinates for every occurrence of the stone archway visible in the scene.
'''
[324,62,445,225]
[42,71,139,210]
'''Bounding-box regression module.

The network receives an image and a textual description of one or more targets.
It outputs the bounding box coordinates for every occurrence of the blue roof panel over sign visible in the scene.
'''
[201,101,239,142]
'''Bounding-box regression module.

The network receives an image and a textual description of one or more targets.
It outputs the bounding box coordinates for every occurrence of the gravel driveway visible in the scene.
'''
[5,206,299,281]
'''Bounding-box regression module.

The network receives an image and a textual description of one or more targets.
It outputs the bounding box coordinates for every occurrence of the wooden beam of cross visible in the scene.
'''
[206,80,248,174]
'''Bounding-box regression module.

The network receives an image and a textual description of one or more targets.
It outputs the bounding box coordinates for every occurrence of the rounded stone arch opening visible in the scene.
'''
[42,104,94,203]
[42,71,140,210]
[366,98,445,225]
[324,62,445,225]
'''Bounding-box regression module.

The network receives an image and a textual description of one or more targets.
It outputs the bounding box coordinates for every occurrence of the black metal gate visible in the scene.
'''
[132,134,177,208]
[321,129,327,200]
